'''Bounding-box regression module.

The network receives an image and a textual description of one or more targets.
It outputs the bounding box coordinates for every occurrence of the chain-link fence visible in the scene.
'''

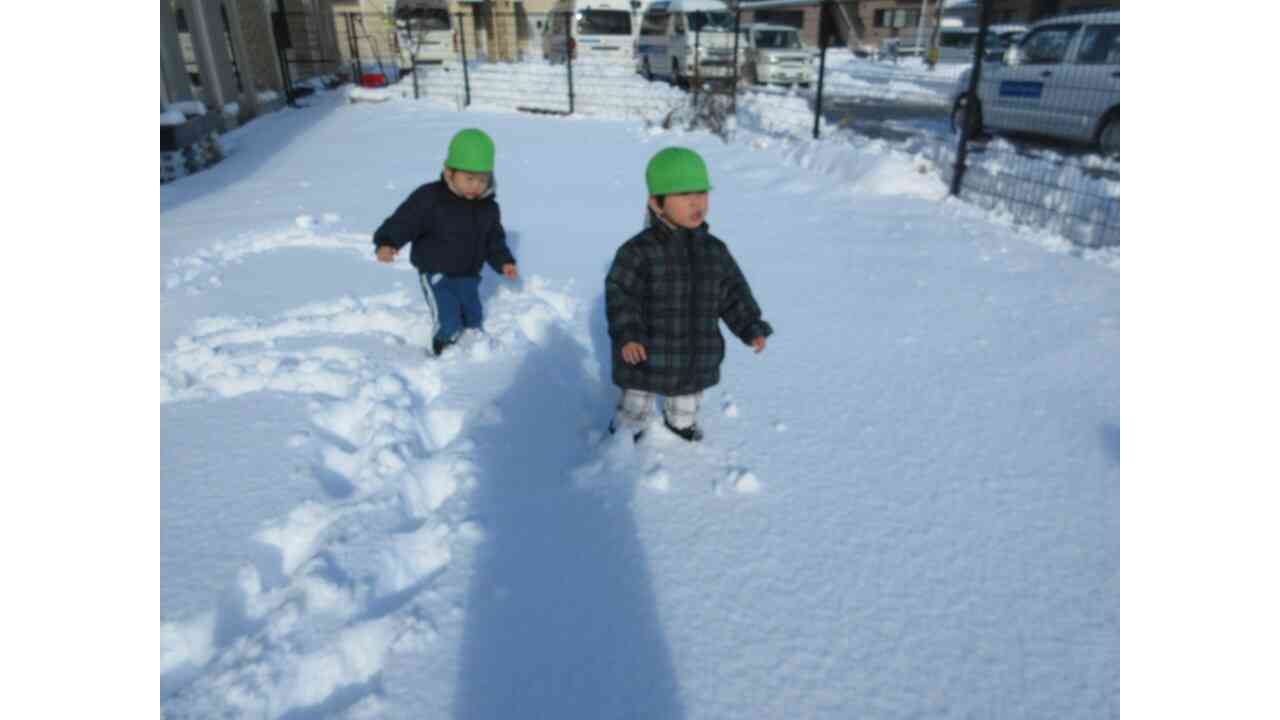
[382,0,1118,248]
[946,2,1119,248]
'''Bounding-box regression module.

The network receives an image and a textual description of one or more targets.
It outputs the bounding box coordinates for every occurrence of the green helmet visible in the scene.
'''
[445,128,495,173]
[645,147,711,195]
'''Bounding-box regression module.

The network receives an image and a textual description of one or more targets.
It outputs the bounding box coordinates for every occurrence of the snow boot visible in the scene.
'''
[608,421,645,444]
[663,419,703,443]
[431,336,457,357]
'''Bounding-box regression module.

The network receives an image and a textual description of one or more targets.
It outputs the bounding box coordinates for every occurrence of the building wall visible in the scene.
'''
[236,0,285,92]
[857,0,938,52]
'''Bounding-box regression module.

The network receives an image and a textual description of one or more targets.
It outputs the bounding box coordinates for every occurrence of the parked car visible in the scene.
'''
[741,24,813,87]
[950,10,1119,158]
[545,0,637,64]
[936,28,1007,64]
[989,23,1028,47]
[394,0,456,64]
[634,0,746,83]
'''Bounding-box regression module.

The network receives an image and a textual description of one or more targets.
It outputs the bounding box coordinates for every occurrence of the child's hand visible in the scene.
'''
[751,337,767,353]
[376,246,398,263]
[501,263,518,280]
[621,342,648,365]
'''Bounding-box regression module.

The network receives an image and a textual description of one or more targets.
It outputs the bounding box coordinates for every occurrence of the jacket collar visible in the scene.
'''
[647,208,709,242]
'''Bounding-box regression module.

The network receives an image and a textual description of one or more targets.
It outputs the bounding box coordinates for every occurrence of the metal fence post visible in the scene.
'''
[949,0,991,196]
[813,0,829,140]
[731,8,741,114]
[693,26,701,100]
[565,12,575,114]
[457,13,471,107]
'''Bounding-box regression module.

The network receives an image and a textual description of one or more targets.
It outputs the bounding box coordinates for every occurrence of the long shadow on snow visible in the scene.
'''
[160,93,347,215]
[452,317,686,720]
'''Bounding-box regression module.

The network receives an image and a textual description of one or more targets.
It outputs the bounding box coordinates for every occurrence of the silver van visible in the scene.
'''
[950,10,1120,157]
[742,24,813,87]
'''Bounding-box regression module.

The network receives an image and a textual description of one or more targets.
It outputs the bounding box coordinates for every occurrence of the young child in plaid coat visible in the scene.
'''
[605,147,773,442]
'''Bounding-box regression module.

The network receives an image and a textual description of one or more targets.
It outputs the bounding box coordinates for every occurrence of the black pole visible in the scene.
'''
[813,0,829,140]
[950,0,991,196]
[693,26,700,99]
[731,8,741,113]
[565,12,575,114]
[272,3,297,106]
[457,13,471,107]
[347,13,362,80]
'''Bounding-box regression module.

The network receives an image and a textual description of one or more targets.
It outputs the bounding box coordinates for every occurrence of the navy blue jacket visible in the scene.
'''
[373,176,515,277]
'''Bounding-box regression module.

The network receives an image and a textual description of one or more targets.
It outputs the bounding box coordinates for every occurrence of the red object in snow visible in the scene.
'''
[359,73,387,88]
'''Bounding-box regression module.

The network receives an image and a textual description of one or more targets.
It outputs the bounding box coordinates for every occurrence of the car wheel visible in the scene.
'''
[1097,110,1119,159]
[951,94,983,137]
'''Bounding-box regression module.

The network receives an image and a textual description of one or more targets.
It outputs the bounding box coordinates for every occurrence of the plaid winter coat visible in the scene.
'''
[606,214,773,396]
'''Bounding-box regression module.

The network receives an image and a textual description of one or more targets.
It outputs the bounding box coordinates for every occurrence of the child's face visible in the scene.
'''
[445,168,491,199]
[650,192,709,230]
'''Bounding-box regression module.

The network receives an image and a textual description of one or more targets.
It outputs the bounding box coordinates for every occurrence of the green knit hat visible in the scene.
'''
[645,147,711,195]
[445,128,495,173]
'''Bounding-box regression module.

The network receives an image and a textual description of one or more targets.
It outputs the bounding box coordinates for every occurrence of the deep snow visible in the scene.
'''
[156,78,1118,719]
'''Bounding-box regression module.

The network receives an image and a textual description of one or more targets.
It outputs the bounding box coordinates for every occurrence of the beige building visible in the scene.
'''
[383,0,562,64]
[162,0,345,123]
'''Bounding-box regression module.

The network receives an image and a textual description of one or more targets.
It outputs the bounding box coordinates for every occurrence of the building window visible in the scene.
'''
[874,8,920,29]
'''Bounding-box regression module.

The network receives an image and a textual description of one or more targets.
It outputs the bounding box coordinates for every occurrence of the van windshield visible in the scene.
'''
[396,7,450,31]
[688,11,734,32]
[576,9,632,35]
[755,29,801,49]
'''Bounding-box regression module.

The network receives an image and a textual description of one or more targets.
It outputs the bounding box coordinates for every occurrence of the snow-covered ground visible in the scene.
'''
[157,81,1120,718]
[822,51,966,107]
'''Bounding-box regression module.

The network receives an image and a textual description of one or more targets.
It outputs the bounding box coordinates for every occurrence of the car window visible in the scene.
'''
[673,13,685,33]
[755,30,801,49]
[641,11,668,36]
[1075,24,1119,65]
[1020,23,1080,64]
[940,31,976,48]
[576,10,631,36]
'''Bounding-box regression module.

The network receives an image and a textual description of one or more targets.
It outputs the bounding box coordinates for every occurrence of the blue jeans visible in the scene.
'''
[420,273,483,344]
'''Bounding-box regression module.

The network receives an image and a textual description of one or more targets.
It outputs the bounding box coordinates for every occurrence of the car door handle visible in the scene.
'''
[1040,70,1053,77]
[1111,71,1119,78]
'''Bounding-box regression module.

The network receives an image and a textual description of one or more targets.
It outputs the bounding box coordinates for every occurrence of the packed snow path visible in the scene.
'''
[161,93,1119,718]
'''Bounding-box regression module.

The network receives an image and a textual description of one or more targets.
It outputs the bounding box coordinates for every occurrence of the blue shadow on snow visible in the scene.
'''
[452,316,686,720]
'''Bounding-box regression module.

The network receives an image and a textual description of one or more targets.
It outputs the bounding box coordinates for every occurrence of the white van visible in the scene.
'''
[393,0,456,65]
[950,10,1120,156]
[741,23,813,87]
[544,0,637,64]
[635,0,746,84]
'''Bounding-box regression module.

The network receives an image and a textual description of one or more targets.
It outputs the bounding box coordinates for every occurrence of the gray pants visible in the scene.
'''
[613,389,702,431]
